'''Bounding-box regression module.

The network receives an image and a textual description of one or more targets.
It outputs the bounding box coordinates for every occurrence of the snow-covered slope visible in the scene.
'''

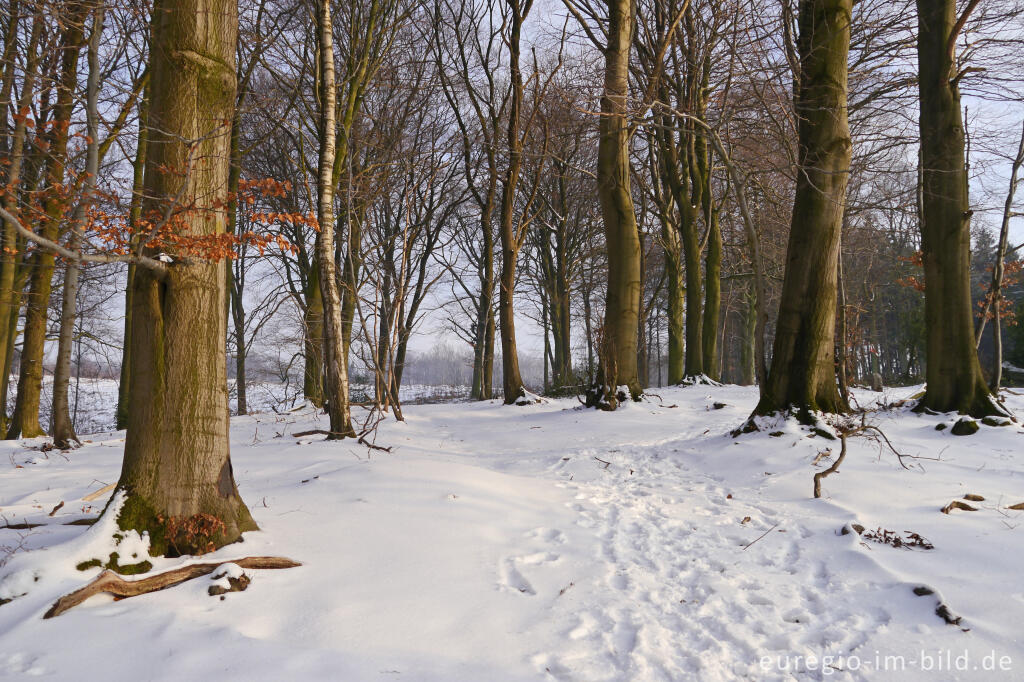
[1,385,1022,680]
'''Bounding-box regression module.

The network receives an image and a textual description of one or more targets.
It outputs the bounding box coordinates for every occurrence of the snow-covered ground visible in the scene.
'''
[1,384,1023,680]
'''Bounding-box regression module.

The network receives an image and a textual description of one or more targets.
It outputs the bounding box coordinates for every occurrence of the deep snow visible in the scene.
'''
[1,384,1023,680]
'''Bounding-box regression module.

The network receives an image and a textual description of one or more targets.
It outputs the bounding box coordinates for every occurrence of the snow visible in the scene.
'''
[1,384,1023,680]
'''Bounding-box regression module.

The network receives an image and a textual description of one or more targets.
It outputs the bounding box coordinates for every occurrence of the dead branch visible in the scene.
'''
[44,556,301,618]
[741,522,780,551]
[813,434,848,498]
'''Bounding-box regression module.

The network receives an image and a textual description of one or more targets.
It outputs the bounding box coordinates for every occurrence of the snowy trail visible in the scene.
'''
[523,437,887,681]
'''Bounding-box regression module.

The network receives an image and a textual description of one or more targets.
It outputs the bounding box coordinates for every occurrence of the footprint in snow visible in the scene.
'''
[498,553,560,596]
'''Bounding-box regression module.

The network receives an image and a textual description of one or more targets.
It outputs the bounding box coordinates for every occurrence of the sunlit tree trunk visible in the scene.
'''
[754,0,852,420]
[916,0,1003,416]
[588,0,641,408]
[315,0,354,437]
[115,0,257,555]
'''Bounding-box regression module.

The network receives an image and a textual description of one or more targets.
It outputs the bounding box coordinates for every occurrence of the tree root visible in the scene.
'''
[44,556,301,619]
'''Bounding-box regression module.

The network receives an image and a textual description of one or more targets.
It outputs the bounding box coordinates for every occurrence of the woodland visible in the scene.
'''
[1,0,1024,679]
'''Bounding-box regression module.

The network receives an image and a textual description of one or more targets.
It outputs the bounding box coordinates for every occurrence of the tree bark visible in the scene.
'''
[588,0,642,408]
[315,0,354,438]
[698,133,721,381]
[754,0,852,420]
[115,0,257,555]
[497,0,531,404]
[53,5,105,448]
[8,3,88,440]
[303,262,325,407]
[915,0,1002,416]
[0,11,42,434]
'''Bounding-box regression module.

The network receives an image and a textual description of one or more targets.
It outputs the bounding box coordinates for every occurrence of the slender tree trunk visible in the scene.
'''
[338,205,362,418]
[699,142,721,381]
[753,0,852,420]
[0,12,42,434]
[303,263,325,407]
[8,3,88,440]
[315,0,354,438]
[497,0,530,404]
[662,219,684,384]
[231,274,247,415]
[588,0,641,407]
[740,287,756,386]
[115,0,256,555]
[116,79,149,430]
[837,239,849,401]
[483,305,495,397]
[53,5,104,448]
[472,209,496,401]
[980,121,1024,391]
[916,0,1002,416]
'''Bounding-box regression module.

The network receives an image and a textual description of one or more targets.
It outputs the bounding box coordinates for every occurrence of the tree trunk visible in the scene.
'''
[754,0,852,420]
[739,287,756,386]
[315,0,354,438]
[471,211,496,401]
[588,0,641,408]
[662,218,684,385]
[115,0,256,555]
[497,0,530,405]
[303,263,325,407]
[116,79,149,430]
[53,6,104,448]
[231,278,247,415]
[0,11,42,434]
[8,3,88,440]
[915,0,1002,416]
[698,139,721,381]
[980,121,1024,391]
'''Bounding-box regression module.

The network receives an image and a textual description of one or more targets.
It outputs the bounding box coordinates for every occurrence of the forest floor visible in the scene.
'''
[1,384,1023,680]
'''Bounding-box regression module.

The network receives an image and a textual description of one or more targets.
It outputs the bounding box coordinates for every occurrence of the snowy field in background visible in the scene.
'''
[1,384,1023,680]
[8,376,471,434]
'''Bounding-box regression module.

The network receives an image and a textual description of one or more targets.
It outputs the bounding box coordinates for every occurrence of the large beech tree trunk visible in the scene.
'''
[754,0,852,420]
[588,0,641,408]
[115,0,256,555]
[915,0,1002,416]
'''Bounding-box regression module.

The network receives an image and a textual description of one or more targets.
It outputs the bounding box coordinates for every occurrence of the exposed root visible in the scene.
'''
[44,555,301,619]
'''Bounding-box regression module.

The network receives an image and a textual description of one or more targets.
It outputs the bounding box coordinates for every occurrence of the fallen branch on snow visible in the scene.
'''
[44,556,301,619]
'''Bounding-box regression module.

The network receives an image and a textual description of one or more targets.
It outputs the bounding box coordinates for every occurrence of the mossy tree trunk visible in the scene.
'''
[115,0,256,555]
[754,0,852,420]
[0,11,42,435]
[915,0,1003,416]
